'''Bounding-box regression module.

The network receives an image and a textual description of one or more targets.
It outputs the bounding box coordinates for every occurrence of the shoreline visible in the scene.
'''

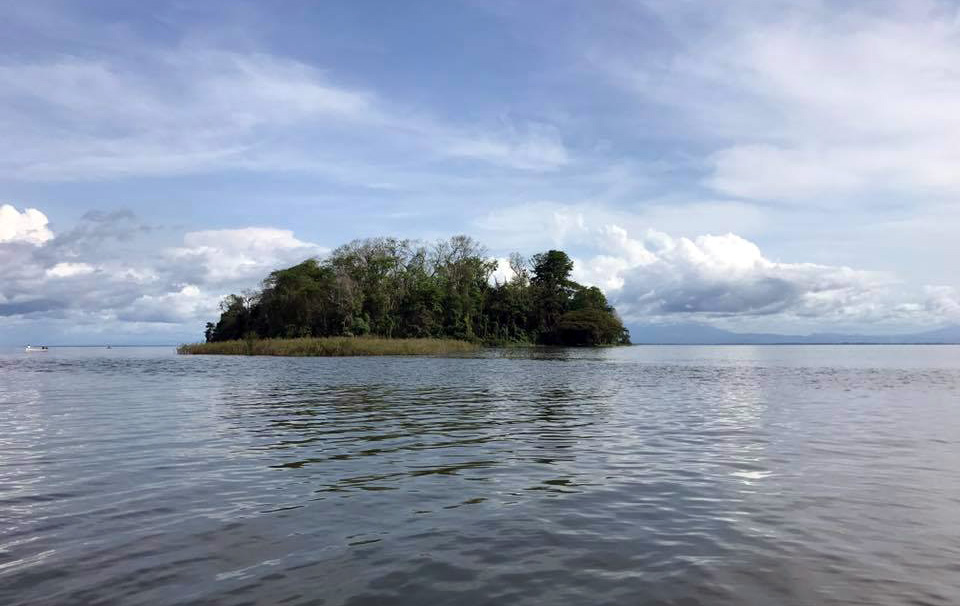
[177,336,481,357]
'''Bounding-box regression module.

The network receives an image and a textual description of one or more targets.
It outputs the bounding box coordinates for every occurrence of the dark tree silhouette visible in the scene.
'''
[203,236,629,346]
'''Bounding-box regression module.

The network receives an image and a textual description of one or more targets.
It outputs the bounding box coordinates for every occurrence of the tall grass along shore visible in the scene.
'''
[177,336,480,357]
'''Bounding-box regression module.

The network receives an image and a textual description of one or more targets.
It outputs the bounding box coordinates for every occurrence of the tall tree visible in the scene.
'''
[530,250,575,338]
[203,237,630,346]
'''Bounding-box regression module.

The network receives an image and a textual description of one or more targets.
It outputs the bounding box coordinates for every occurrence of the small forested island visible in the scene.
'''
[179,235,630,356]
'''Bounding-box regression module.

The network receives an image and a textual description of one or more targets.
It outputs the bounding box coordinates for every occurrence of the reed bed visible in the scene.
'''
[177,336,480,357]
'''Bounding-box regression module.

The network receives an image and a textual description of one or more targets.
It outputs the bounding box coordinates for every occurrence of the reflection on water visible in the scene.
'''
[1,345,960,605]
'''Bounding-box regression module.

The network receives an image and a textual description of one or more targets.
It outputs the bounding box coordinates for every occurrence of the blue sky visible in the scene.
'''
[2,0,960,344]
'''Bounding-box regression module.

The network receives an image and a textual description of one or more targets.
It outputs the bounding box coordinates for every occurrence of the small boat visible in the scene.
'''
[25,345,49,352]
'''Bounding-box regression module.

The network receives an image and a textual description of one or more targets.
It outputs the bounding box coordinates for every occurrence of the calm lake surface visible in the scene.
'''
[2,345,959,605]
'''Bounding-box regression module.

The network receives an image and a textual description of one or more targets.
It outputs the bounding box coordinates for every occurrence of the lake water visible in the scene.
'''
[1,345,959,605]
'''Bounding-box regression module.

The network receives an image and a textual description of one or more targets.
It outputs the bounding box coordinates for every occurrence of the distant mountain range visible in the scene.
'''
[627,323,960,344]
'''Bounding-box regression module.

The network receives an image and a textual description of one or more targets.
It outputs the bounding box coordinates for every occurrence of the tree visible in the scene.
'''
[530,250,575,338]
[257,258,338,338]
[556,308,629,346]
[207,294,252,342]
[202,236,629,346]
[432,235,497,340]
[570,286,609,312]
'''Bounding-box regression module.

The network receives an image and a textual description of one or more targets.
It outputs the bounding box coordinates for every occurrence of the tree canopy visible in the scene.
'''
[203,235,630,347]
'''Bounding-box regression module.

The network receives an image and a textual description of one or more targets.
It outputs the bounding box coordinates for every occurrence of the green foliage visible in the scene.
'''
[556,309,630,346]
[570,286,609,311]
[205,294,252,342]
[201,235,631,348]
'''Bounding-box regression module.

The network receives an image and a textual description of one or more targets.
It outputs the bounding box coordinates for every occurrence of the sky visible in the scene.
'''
[2,0,960,344]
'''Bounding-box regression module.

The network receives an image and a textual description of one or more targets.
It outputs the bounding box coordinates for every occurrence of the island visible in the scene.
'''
[178,235,630,356]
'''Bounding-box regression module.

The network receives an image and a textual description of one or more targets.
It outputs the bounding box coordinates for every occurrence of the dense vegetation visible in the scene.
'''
[202,235,630,347]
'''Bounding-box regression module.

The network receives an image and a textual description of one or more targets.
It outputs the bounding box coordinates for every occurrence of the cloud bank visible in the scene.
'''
[2,201,958,342]
[0,205,326,342]
[480,203,960,332]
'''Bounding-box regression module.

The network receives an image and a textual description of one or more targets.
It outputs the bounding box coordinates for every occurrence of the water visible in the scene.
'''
[2,345,959,605]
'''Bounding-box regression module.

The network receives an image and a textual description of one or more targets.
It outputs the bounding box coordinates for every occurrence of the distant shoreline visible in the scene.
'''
[7,337,960,355]
[630,341,960,346]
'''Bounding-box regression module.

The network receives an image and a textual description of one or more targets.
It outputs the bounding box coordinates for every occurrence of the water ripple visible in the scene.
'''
[1,345,959,605]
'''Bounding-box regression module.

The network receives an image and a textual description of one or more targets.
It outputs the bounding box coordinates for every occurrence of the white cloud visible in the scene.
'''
[0,210,331,331]
[607,0,960,204]
[444,124,569,171]
[489,257,516,285]
[923,285,960,318]
[474,199,772,253]
[0,204,54,245]
[475,201,593,250]
[167,227,327,284]
[1,198,958,340]
[479,201,959,329]
[584,227,893,322]
[46,262,95,278]
[0,51,374,180]
[119,284,219,324]
[0,46,570,181]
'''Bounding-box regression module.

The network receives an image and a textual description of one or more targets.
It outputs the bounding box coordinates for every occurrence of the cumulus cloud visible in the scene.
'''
[0,204,54,245]
[118,285,219,324]
[0,207,329,339]
[2,200,958,341]
[481,202,959,328]
[166,227,327,285]
[473,199,774,253]
[583,227,891,322]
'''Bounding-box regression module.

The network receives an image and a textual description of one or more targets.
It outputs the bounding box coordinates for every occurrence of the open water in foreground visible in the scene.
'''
[1,345,959,605]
